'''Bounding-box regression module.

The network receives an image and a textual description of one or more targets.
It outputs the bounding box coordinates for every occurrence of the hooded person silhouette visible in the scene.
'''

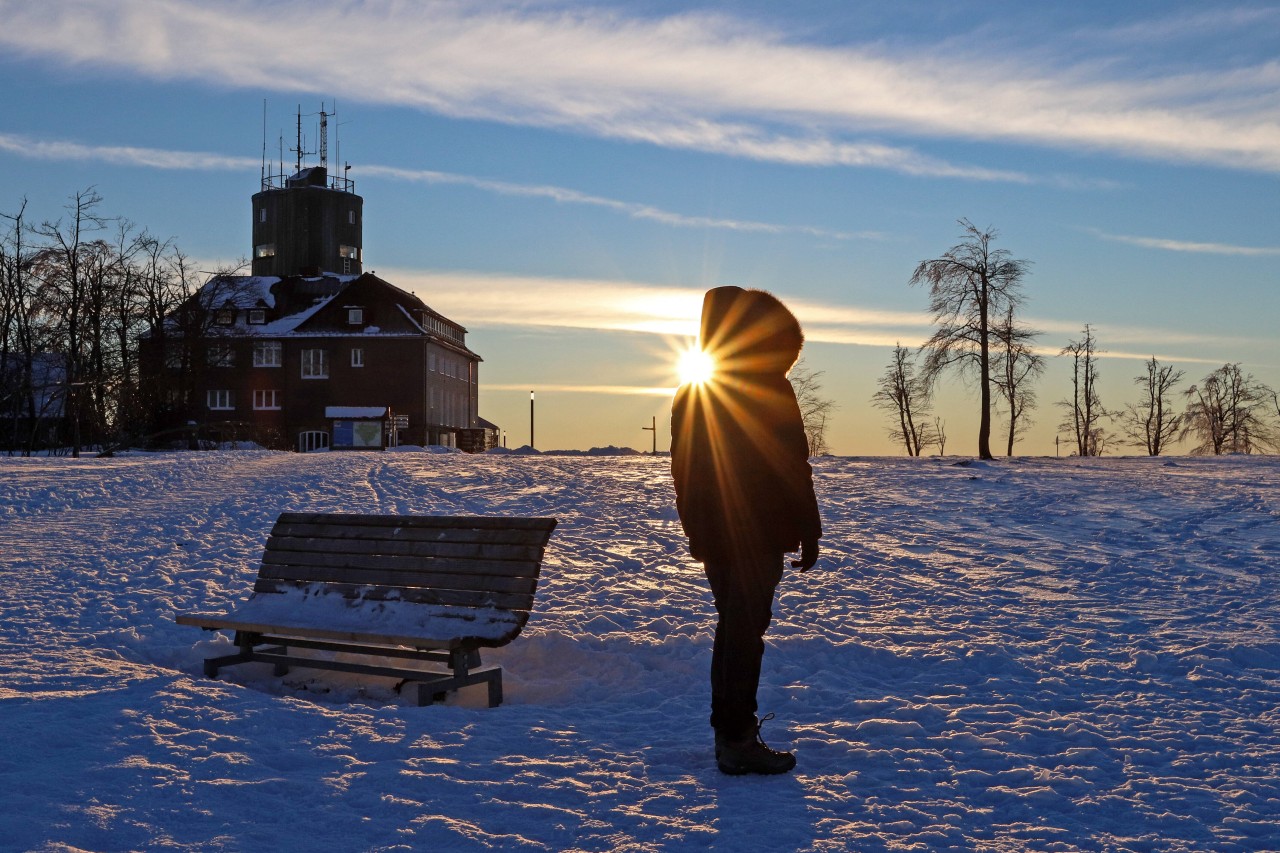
[671,286,822,775]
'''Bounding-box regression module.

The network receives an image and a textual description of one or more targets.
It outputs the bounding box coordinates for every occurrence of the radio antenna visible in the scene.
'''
[260,99,267,186]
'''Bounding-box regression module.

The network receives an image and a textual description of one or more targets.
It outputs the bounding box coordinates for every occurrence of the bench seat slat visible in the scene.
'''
[253,578,536,612]
[272,521,553,547]
[276,513,557,532]
[256,560,539,594]
[266,535,545,563]
[259,550,540,580]
[176,612,468,650]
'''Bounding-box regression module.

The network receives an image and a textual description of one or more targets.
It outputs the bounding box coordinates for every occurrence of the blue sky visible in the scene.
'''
[1,0,1276,454]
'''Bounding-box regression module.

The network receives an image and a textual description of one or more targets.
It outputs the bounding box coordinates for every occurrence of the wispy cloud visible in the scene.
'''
[1088,228,1280,257]
[485,383,673,397]
[5,1,1277,174]
[0,132,257,171]
[385,267,1228,364]
[383,267,933,346]
[0,130,871,241]
[359,164,882,240]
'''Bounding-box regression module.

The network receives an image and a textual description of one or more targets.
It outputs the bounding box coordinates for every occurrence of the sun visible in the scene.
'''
[676,346,716,386]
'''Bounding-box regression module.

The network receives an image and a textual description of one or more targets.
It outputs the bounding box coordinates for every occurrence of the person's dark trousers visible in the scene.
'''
[703,546,785,741]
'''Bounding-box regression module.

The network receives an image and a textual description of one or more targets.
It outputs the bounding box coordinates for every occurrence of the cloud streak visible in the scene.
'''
[384,267,1226,363]
[1089,228,1280,257]
[0,130,872,241]
[359,164,882,241]
[0,132,257,171]
[4,0,1278,174]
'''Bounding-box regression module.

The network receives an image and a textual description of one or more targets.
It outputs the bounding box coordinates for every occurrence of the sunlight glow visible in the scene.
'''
[677,347,716,386]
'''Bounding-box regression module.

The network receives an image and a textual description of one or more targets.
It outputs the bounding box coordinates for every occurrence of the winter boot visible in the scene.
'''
[716,714,796,775]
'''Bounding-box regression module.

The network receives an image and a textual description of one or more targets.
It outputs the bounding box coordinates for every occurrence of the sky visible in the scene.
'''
[0,0,1277,455]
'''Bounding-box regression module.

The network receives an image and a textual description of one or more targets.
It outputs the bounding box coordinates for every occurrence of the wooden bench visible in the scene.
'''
[176,512,557,707]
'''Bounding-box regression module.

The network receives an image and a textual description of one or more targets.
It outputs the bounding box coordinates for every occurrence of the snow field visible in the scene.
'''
[0,451,1277,851]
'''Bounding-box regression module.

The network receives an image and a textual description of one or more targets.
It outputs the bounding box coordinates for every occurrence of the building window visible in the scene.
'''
[259,207,267,223]
[253,340,282,367]
[340,245,359,259]
[297,430,330,453]
[347,307,363,325]
[348,210,356,225]
[428,352,437,373]
[301,348,328,379]
[351,348,364,368]
[215,308,235,326]
[207,343,235,367]
[207,390,234,411]
[164,344,183,369]
[248,309,266,325]
[255,243,276,259]
[253,389,281,410]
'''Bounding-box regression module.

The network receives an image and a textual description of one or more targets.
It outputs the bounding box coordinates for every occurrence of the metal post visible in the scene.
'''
[642,415,656,453]
[530,391,535,450]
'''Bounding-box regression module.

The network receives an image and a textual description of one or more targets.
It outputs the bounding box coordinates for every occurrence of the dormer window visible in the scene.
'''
[347,307,364,325]
[215,307,235,326]
[248,309,266,325]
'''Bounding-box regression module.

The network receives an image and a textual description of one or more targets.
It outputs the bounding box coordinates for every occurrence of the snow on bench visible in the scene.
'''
[176,512,558,706]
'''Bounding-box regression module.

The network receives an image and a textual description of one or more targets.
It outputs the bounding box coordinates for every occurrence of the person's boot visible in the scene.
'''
[716,714,796,775]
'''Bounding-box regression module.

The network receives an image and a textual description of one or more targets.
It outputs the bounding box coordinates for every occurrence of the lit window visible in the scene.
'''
[253,389,281,410]
[253,341,282,367]
[351,348,364,368]
[340,245,359,259]
[347,307,363,325]
[255,243,276,259]
[206,344,235,367]
[248,309,266,325]
[207,390,234,410]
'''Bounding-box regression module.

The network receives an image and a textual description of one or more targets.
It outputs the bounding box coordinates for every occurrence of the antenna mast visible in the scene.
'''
[319,103,329,169]
[260,99,267,186]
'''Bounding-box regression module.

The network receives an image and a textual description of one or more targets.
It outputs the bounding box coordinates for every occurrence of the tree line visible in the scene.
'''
[873,219,1279,459]
[0,188,242,455]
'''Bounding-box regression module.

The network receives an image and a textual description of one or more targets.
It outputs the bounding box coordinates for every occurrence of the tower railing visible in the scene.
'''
[259,172,356,193]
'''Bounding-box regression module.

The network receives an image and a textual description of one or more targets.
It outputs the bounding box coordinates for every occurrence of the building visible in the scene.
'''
[142,158,497,452]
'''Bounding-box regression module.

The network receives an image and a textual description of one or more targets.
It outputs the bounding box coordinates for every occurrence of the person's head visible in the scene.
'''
[699,286,804,377]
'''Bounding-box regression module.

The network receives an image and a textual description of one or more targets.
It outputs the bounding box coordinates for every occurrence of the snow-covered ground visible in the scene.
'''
[1,450,1278,851]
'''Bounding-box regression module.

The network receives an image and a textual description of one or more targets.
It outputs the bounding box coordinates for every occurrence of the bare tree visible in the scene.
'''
[1181,363,1276,455]
[1120,357,1184,456]
[871,344,934,456]
[933,417,947,456]
[33,188,107,455]
[789,358,835,456]
[910,219,1031,460]
[1058,325,1108,456]
[992,305,1044,456]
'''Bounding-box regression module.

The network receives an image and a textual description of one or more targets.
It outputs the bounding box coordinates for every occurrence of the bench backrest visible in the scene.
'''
[253,513,557,643]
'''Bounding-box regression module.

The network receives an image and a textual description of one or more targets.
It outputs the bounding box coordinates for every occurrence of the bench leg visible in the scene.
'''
[203,649,254,679]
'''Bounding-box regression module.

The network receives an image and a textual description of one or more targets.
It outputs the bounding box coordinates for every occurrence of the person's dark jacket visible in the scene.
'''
[671,286,822,561]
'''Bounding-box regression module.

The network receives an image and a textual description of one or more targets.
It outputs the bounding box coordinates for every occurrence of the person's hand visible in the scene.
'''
[790,538,819,572]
